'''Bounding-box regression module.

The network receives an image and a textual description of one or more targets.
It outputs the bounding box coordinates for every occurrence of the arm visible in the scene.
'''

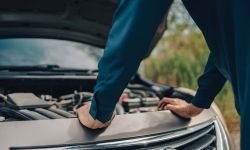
[192,53,227,108]
[159,54,227,118]
[79,0,173,126]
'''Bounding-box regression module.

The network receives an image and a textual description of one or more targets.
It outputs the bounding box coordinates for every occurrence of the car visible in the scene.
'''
[0,0,236,150]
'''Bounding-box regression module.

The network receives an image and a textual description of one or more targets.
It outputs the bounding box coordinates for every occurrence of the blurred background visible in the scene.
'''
[142,0,240,148]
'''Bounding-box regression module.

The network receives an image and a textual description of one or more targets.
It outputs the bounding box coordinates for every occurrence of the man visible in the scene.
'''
[77,0,250,149]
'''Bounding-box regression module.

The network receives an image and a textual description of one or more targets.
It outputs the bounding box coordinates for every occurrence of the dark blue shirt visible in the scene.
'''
[89,1,250,149]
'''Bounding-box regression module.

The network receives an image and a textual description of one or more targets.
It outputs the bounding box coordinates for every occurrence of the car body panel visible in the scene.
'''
[0,110,215,150]
[0,0,116,47]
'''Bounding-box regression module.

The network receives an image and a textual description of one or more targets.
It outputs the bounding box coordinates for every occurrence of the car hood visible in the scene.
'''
[0,0,167,56]
[0,110,216,150]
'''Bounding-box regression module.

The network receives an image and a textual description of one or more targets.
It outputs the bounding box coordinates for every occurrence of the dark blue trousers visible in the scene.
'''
[89,1,250,149]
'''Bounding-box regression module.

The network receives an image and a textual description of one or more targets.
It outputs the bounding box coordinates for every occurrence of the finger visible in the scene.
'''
[95,121,105,129]
[158,100,165,107]
[95,113,115,129]
[102,120,111,128]
[161,98,178,105]
[158,101,168,108]
[99,120,111,128]
[158,98,172,108]
[77,104,98,129]
[158,100,167,110]
[159,103,167,110]
[101,114,115,128]
[78,114,94,129]
[165,104,177,112]
[77,105,88,116]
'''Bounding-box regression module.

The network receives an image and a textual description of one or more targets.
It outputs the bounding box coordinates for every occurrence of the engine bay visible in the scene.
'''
[0,74,194,122]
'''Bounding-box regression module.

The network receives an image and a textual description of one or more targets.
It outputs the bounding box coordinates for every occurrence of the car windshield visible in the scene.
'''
[0,38,103,69]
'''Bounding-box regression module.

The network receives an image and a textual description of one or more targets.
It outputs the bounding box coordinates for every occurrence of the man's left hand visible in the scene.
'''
[158,98,203,119]
[77,102,115,129]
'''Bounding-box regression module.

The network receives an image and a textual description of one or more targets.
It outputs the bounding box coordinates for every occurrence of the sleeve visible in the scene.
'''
[191,54,227,108]
[89,0,173,123]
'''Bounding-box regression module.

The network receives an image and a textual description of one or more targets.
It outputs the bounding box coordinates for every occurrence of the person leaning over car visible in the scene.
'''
[77,0,250,149]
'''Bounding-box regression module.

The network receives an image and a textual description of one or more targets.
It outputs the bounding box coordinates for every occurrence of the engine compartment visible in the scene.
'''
[0,74,194,122]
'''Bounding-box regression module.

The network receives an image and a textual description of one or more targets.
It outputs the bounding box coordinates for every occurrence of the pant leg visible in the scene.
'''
[226,1,250,149]
[89,0,173,123]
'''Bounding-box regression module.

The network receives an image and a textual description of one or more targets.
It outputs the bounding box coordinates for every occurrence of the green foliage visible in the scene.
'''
[144,31,208,88]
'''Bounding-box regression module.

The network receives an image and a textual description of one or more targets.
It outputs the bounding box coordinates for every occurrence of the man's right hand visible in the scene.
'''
[76,102,115,129]
[158,98,203,119]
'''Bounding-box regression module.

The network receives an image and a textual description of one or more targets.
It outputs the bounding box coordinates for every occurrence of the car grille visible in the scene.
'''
[147,122,217,150]
[16,120,220,150]
[99,120,218,150]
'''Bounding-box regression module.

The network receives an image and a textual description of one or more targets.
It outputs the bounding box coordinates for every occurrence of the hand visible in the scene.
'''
[76,102,115,129]
[158,98,203,119]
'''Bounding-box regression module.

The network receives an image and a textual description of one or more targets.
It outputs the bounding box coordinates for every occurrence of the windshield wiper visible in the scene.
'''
[0,64,60,71]
[0,64,98,74]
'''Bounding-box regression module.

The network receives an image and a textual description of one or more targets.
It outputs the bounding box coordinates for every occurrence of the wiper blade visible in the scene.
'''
[0,64,98,74]
[0,64,60,71]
